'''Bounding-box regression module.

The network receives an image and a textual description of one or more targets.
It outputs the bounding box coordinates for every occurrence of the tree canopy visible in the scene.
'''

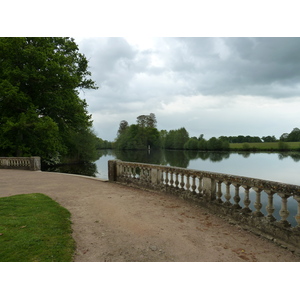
[115,113,160,150]
[280,128,300,142]
[0,37,98,163]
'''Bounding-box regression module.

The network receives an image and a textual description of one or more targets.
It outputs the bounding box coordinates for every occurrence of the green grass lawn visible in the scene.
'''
[0,193,75,262]
[230,141,300,151]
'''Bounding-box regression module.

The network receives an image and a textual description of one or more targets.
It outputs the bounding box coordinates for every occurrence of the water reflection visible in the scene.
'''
[113,150,232,168]
[278,152,300,162]
[44,149,300,186]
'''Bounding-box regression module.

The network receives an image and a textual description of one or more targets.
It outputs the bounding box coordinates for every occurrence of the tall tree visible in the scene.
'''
[286,127,300,142]
[136,113,157,128]
[0,37,98,162]
[117,120,129,136]
[115,114,160,150]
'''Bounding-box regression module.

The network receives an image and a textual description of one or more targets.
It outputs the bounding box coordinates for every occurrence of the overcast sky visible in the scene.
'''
[4,2,299,143]
[75,37,300,141]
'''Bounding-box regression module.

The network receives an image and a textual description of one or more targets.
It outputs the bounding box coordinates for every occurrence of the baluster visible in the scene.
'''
[165,171,169,186]
[142,167,147,182]
[186,175,191,191]
[126,166,130,178]
[132,167,136,179]
[146,168,151,183]
[232,183,241,209]
[169,171,174,187]
[252,188,263,217]
[241,186,251,214]
[216,180,223,203]
[142,167,145,180]
[144,167,148,182]
[197,177,203,196]
[265,190,276,222]
[294,195,300,228]
[224,181,232,206]
[191,176,197,194]
[180,174,185,190]
[135,167,140,179]
[161,171,165,186]
[278,193,291,227]
[174,173,179,189]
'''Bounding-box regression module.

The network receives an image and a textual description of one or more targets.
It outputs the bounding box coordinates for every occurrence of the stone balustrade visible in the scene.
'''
[0,157,41,171]
[108,160,300,250]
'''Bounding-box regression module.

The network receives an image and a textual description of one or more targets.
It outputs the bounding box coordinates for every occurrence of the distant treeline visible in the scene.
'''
[96,138,113,150]
[110,114,300,151]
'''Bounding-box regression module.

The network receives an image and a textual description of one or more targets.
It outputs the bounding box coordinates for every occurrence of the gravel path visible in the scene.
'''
[0,169,299,262]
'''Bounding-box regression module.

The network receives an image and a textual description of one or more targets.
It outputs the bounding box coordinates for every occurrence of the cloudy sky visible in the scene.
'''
[75,37,300,141]
[4,2,299,143]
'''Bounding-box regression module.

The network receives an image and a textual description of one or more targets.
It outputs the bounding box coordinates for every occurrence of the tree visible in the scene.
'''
[174,127,189,149]
[163,127,189,149]
[114,114,160,150]
[207,137,223,150]
[280,133,289,141]
[286,128,300,142]
[262,135,277,142]
[136,113,157,128]
[117,120,129,136]
[0,37,98,162]
[184,137,198,150]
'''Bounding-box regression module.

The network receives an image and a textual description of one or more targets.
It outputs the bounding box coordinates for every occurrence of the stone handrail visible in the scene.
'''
[108,160,300,250]
[0,157,41,171]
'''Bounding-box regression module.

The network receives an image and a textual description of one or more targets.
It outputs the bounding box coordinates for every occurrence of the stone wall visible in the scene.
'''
[108,159,300,252]
[0,157,41,171]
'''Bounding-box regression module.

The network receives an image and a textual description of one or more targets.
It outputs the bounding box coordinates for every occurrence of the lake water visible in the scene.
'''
[93,149,300,185]
[44,149,300,226]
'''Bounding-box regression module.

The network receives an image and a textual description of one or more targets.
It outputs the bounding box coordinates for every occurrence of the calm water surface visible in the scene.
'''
[94,149,300,185]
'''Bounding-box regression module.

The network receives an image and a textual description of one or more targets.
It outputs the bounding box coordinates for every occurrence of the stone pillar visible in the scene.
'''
[30,157,41,171]
[202,177,216,201]
[0,158,9,168]
[108,160,117,181]
[151,168,161,186]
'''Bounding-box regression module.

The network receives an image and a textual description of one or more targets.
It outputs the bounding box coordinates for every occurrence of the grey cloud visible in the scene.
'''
[76,37,300,141]
[151,37,300,98]
[80,37,300,100]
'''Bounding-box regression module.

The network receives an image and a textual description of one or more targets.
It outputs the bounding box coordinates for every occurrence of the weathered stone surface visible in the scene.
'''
[0,157,41,171]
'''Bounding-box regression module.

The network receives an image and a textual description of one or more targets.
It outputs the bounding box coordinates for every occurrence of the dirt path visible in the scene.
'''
[0,169,299,262]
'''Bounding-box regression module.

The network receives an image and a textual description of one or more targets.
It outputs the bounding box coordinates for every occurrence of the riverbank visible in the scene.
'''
[0,169,299,262]
[229,141,300,151]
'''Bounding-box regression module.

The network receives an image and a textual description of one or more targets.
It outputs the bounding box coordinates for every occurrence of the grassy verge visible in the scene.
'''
[0,193,75,262]
[229,141,300,151]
